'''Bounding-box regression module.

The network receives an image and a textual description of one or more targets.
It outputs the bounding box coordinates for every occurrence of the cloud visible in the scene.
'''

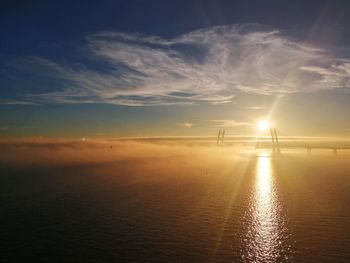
[0,100,39,105]
[8,24,350,106]
[246,106,264,110]
[300,63,350,89]
[209,119,251,127]
[177,122,194,128]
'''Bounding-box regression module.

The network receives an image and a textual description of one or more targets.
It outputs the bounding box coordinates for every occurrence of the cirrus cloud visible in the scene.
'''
[177,122,194,128]
[7,24,350,106]
[209,119,251,127]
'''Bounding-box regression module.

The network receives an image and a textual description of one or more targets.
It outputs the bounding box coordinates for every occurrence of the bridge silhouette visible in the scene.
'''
[217,128,350,156]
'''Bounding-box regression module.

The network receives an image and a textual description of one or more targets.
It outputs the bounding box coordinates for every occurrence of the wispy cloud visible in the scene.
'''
[209,119,251,127]
[177,122,194,128]
[246,106,264,110]
[8,24,350,106]
[0,101,40,105]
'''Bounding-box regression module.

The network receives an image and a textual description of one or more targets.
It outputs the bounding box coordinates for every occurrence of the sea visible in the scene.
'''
[1,141,350,262]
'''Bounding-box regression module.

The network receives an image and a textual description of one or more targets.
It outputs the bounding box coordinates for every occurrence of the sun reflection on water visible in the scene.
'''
[243,153,290,262]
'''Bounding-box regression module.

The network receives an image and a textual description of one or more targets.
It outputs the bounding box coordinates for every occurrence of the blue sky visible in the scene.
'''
[1,0,350,137]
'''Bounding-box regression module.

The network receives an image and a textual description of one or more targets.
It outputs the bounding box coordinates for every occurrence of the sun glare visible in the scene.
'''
[258,120,269,131]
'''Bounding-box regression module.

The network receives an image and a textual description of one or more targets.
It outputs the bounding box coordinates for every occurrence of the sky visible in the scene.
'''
[1,0,350,138]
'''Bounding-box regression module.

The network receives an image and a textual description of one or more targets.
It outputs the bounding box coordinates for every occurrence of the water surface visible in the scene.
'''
[1,145,350,262]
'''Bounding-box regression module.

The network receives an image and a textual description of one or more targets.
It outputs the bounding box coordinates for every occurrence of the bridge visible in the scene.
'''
[216,128,350,156]
[261,128,350,155]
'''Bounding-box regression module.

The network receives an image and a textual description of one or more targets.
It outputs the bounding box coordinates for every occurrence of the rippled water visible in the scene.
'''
[242,154,290,262]
[1,151,350,262]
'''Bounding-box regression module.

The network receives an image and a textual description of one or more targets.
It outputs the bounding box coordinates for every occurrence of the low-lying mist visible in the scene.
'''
[0,139,246,170]
[1,137,350,176]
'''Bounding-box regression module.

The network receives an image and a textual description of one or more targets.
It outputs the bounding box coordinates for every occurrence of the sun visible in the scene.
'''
[258,120,269,131]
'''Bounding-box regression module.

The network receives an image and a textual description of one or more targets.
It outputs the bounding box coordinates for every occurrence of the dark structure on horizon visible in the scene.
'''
[270,128,281,154]
[217,130,225,145]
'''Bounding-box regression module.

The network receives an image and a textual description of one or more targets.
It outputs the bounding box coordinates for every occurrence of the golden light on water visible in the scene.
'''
[256,154,272,200]
[244,153,288,262]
